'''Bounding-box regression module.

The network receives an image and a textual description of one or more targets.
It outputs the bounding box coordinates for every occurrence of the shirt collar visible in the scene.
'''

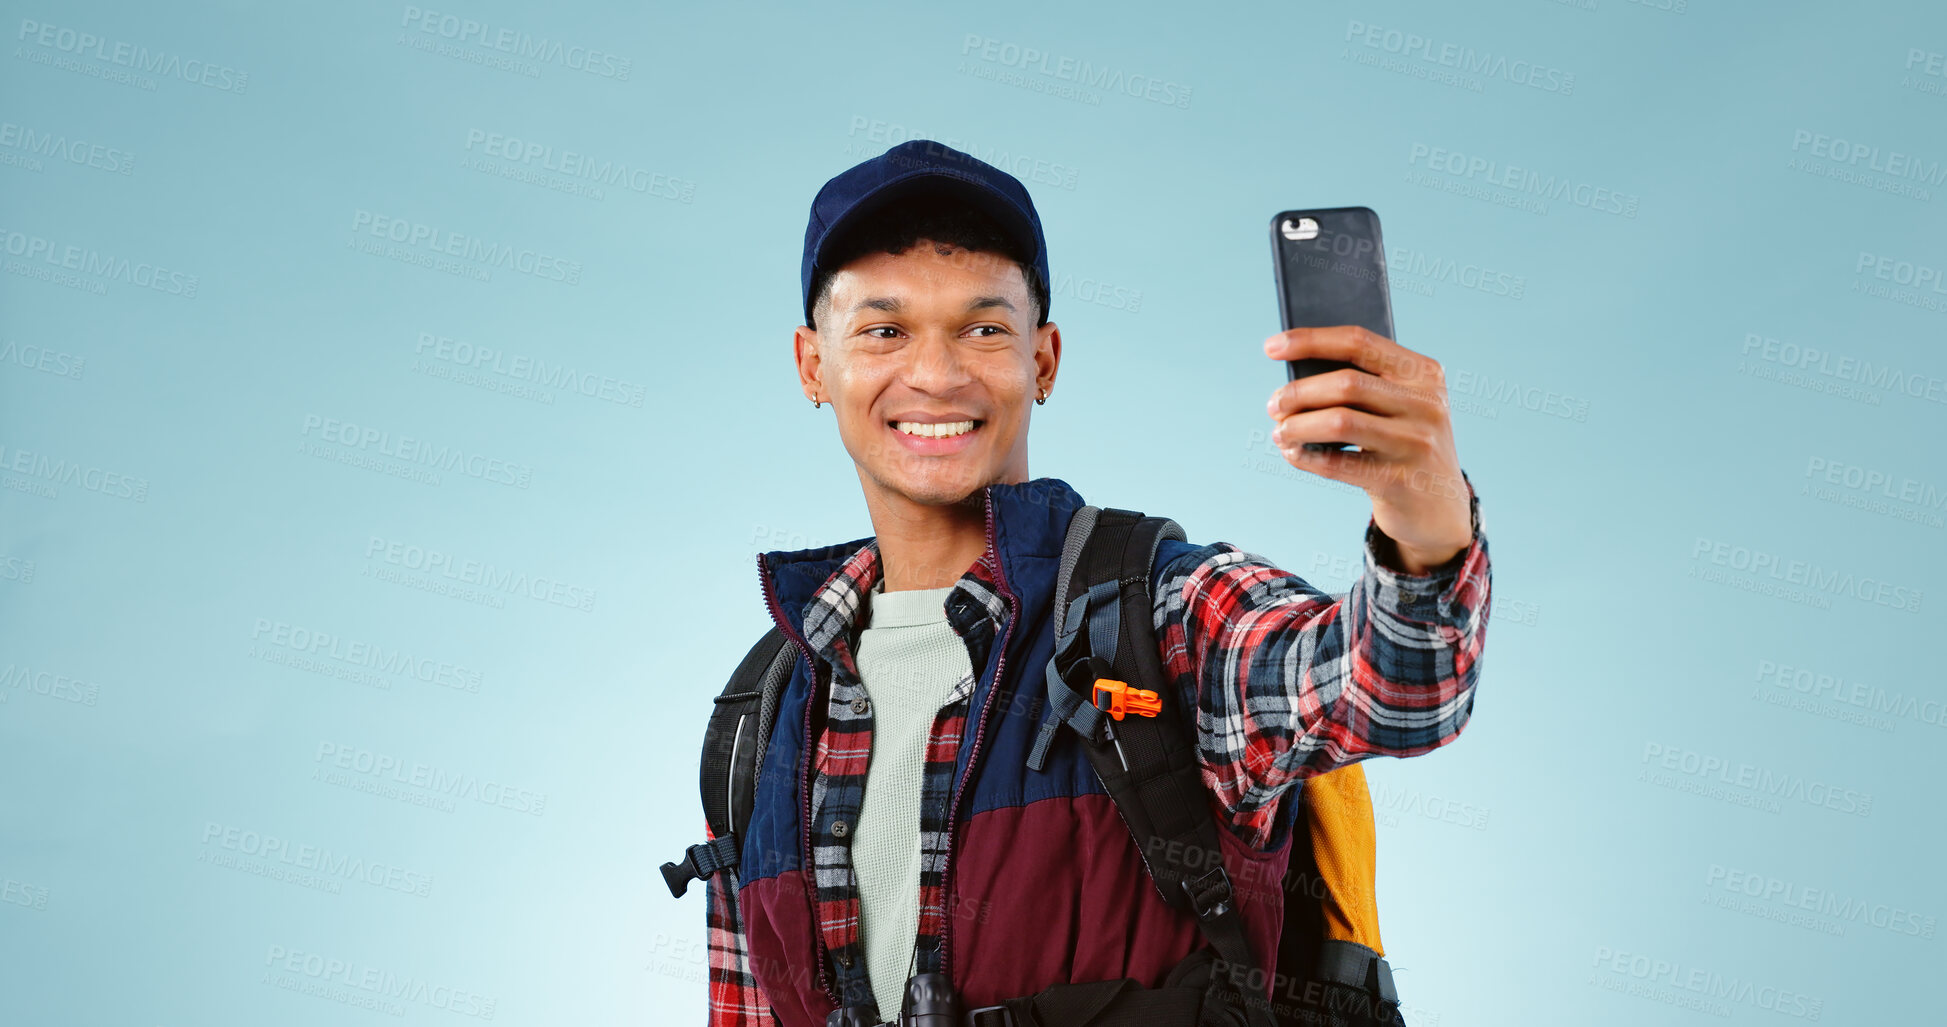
[757,476,1085,674]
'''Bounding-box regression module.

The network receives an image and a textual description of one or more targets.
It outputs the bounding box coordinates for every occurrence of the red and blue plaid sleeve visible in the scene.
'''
[1153,473,1490,850]
[703,859,777,1026]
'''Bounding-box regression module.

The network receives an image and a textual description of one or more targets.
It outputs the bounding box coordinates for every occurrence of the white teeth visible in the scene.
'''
[895,420,977,438]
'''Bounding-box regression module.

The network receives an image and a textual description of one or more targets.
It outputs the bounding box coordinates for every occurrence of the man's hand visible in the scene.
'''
[1264,326,1473,575]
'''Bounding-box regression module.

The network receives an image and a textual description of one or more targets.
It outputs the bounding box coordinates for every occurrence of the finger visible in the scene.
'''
[1279,439,1381,483]
[1264,326,1442,387]
[1268,367,1441,421]
[1273,405,1421,460]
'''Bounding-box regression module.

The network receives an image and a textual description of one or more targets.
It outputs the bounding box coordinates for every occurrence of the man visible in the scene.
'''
[703,139,1489,1026]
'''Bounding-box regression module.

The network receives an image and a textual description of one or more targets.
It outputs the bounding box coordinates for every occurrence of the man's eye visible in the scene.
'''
[863,327,900,339]
[969,325,1008,337]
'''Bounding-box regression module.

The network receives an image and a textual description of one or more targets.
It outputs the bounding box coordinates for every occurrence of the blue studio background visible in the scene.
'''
[4,0,1944,1023]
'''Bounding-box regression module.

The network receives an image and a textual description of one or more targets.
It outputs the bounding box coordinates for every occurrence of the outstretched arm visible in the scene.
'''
[1153,477,1489,851]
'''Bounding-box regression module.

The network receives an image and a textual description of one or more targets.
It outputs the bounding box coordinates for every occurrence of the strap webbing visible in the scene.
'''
[1026,581,1118,771]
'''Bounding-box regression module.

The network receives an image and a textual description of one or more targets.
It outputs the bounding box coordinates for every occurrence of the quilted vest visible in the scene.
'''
[739,476,1292,1026]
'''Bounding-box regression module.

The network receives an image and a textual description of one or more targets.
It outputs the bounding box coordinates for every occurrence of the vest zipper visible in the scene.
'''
[937,483,1021,986]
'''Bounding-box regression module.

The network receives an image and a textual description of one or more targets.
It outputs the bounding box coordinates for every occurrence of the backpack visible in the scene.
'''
[662,506,1405,1027]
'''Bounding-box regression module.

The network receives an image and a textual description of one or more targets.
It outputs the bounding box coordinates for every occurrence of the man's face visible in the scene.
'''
[796,240,1059,511]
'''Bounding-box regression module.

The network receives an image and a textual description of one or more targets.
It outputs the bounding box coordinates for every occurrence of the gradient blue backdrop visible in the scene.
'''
[4,0,1943,1023]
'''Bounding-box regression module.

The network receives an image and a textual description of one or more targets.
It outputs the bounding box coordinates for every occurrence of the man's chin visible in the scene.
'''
[901,480,986,508]
[870,467,990,509]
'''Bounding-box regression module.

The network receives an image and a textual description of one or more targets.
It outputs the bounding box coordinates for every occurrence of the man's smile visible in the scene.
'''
[891,419,981,438]
[886,414,985,453]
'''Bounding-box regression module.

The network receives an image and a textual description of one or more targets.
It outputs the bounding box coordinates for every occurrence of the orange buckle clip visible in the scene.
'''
[1092,679,1161,720]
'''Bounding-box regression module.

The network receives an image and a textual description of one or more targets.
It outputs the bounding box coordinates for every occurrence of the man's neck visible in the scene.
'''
[864,485,992,593]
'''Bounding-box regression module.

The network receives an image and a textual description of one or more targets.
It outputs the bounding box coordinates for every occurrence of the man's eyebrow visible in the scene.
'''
[967,296,1016,312]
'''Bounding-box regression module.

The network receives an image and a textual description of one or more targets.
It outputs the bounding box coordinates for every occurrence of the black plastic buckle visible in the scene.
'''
[659,834,740,898]
[1181,864,1235,920]
[1370,954,1400,1015]
[964,1005,1014,1027]
[1315,941,1400,1021]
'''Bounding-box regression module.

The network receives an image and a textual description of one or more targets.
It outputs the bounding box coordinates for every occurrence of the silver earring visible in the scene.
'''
[1035,388,1046,406]
[812,397,821,409]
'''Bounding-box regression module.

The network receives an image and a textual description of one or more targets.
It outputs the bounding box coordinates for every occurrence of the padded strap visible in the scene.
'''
[664,627,798,899]
[703,627,791,840]
[1034,507,1278,1027]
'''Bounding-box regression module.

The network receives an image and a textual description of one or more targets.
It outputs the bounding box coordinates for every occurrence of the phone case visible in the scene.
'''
[1269,206,1395,381]
[1269,206,1394,451]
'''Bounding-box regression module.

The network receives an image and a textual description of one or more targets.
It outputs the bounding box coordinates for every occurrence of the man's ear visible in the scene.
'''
[794,324,823,402]
[1034,321,1061,393]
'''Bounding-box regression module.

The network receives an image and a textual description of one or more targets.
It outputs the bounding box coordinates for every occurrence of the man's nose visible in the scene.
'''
[900,334,972,390]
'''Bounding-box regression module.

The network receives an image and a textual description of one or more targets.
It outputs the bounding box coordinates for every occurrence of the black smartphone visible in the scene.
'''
[1269,206,1395,452]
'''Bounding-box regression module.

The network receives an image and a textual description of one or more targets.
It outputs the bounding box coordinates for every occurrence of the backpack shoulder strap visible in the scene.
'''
[1031,506,1405,1027]
[1027,505,1279,1027]
[660,625,798,898]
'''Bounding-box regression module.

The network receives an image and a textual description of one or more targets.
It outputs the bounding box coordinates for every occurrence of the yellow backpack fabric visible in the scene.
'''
[1302,763,1385,956]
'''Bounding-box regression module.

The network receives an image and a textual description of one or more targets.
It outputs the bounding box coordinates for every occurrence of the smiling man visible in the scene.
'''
[700,139,1491,1027]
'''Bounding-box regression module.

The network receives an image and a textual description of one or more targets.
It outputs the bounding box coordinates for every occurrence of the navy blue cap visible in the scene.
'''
[801,139,1050,328]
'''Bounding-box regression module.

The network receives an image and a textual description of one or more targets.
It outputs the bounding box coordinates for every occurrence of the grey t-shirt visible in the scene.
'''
[851,578,973,1018]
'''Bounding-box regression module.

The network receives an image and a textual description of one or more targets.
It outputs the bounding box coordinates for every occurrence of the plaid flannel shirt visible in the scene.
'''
[706,479,1490,1024]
